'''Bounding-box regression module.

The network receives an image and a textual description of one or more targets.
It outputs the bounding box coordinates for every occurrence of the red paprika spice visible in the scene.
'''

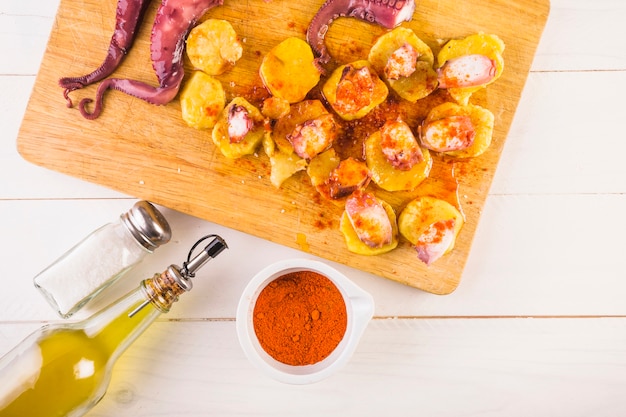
[252,270,347,366]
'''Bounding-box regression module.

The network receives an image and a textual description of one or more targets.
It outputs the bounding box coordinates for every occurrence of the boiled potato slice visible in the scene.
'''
[307,149,344,200]
[186,19,243,76]
[261,96,291,120]
[422,102,494,158]
[212,97,265,159]
[322,60,388,121]
[269,150,307,188]
[437,33,505,105]
[263,133,307,188]
[340,197,398,255]
[365,130,432,192]
[398,196,464,260]
[262,132,275,157]
[259,37,321,103]
[307,148,340,187]
[180,71,225,130]
[368,27,438,102]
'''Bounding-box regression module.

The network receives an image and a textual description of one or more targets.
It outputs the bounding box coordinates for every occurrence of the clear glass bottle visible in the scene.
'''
[34,201,172,318]
[0,235,227,417]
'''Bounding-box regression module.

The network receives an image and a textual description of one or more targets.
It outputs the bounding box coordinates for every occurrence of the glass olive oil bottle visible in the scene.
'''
[0,235,226,417]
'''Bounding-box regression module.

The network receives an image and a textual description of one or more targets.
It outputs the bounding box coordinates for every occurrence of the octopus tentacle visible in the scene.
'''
[79,0,223,119]
[306,0,350,67]
[307,0,416,67]
[78,76,183,119]
[59,0,152,107]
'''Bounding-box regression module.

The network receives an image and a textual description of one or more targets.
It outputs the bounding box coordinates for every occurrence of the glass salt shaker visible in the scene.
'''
[33,200,172,318]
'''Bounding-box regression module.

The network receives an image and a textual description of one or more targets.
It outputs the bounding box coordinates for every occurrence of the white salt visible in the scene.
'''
[34,221,148,318]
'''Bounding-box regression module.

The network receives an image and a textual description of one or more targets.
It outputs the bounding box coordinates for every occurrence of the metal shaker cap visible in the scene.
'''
[121,201,172,251]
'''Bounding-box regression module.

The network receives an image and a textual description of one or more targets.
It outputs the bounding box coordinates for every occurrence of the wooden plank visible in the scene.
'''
[492,70,626,195]
[531,0,626,71]
[3,318,626,415]
[0,1,58,75]
[16,0,550,293]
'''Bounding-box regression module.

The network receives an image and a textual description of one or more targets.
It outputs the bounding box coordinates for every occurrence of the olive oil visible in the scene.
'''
[1,329,108,416]
[0,290,157,417]
[0,235,227,417]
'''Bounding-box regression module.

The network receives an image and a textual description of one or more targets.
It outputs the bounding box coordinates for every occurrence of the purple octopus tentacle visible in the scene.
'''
[59,0,152,107]
[348,0,416,28]
[306,0,351,66]
[77,0,223,119]
[78,75,184,119]
[307,0,416,68]
[150,0,221,84]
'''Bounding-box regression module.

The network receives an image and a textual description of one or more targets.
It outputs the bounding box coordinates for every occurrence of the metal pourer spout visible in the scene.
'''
[181,234,228,279]
[129,235,228,317]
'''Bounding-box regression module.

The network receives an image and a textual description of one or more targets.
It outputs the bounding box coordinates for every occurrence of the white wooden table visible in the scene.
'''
[2,0,626,415]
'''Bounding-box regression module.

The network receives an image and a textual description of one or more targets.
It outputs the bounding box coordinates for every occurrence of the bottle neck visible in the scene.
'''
[141,266,191,313]
[80,289,159,362]
[81,267,189,361]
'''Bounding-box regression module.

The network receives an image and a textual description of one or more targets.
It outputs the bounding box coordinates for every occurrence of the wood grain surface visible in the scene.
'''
[17,0,549,294]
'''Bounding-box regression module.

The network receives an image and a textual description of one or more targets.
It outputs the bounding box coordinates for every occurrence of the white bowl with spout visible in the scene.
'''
[236,258,375,384]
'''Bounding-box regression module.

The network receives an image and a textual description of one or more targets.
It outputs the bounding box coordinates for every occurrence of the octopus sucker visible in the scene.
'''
[307,0,416,67]
[67,0,223,119]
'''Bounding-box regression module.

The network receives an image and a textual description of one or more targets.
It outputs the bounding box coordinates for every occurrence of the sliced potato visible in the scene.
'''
[261,96,291,120]
[212,97,265,159]
[368,27,438,102]
[322,60,388,121]
[263,132,307,188]
[365,130,432,192]
[421,102,494,158]
[268,150,307,188]
[340,197,398,255]
[307,148,340,187]
[262,131,275,156]
[398,196,464,262]
[259,37,321,103]
[186,19,243,76]
[180,71,225,130]
[437,33,505,105]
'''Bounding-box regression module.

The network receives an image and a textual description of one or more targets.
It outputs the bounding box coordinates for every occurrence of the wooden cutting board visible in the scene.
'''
[17,0,549,294]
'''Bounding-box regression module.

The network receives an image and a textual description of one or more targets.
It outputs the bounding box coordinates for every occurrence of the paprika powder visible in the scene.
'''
[252,270,347,366]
